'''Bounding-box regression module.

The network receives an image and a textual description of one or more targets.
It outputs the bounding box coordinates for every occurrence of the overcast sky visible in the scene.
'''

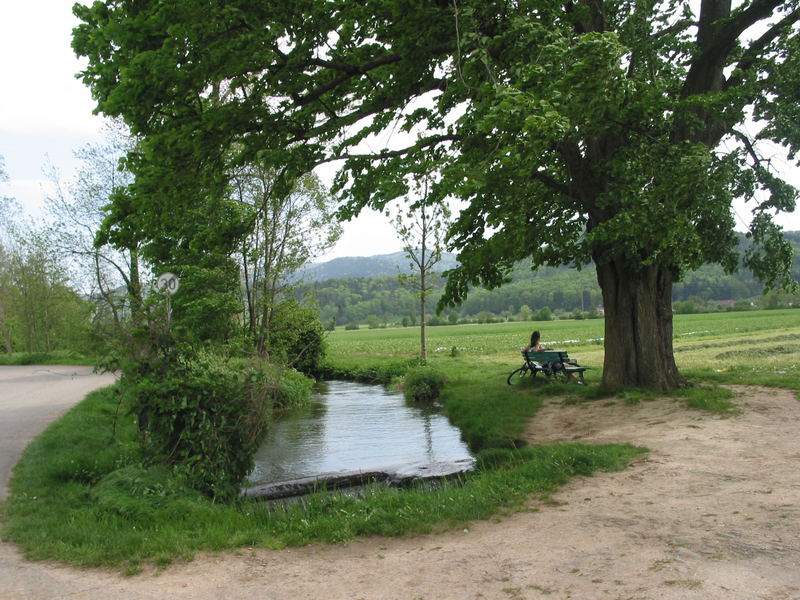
[0,1,402,261]
[1,1,798,264]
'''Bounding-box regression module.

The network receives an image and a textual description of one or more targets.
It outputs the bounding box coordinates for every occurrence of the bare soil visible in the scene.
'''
[3,385,800,600]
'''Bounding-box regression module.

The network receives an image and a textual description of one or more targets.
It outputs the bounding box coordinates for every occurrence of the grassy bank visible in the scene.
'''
[0,350,97,366]
[1,385,643,572]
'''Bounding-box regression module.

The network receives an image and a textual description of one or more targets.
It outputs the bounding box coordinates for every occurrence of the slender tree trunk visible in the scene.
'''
[419,288,427,362]
[94,252,122,328]
[128,248,143,324]
[0,300,12,356]
[241,245,256,340]
[595,258,686,390]
[419,210,428,363]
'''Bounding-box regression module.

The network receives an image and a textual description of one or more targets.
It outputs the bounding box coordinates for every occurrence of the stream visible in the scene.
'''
[248,380,473,492]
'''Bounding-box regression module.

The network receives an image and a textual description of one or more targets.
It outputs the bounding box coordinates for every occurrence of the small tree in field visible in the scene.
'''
[391,177,450,362]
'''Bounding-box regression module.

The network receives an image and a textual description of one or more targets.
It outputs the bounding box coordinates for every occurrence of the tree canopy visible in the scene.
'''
[73,0,800,388]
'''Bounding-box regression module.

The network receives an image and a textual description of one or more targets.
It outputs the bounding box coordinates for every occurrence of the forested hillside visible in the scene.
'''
[302,232,800,327]
[297,251,459,282]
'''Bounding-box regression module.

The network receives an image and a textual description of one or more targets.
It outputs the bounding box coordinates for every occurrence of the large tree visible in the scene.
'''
[74,0,799,389]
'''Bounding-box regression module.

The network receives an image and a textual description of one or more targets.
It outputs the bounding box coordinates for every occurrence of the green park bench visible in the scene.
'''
[507,349,591,385]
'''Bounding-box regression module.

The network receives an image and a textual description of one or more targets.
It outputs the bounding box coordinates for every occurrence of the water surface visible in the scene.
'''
[249,380,472,485]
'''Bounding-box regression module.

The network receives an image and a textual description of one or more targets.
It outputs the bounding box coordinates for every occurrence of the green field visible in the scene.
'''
[327,309,800,387]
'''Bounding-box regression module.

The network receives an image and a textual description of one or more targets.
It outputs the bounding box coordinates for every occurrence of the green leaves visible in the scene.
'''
[73,0,800,366]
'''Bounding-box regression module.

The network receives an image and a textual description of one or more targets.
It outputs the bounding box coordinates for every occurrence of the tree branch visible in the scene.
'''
[323,133,461,162]
[726,7,800,90]
[723,0,787,40]
[293,42,453,108]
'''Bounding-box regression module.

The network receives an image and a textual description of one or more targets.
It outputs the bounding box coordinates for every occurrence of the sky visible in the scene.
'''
[1,2,799,264]
[0,2,403,261]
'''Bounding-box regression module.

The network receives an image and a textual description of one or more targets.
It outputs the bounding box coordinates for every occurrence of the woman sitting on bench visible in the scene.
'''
[523,330,578,381]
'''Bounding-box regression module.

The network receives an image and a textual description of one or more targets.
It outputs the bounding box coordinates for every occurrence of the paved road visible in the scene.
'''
[1,365,116,599]
[0,365,116,500]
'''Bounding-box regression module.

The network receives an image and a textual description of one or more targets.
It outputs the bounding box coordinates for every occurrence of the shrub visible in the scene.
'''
[403,366,447,403]
[673,300,697,314]
[268,300,327,374]
[121,351,311,501]
[272,366,315,410]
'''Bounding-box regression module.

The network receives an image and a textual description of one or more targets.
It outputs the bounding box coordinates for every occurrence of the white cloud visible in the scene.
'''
[0,1,103,137]
[316,208,403,261]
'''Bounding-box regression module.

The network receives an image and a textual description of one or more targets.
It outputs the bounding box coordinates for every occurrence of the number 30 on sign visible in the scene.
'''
[156,272,180,295]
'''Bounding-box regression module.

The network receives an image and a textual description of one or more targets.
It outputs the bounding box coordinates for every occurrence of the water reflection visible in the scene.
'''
[249,380,472,485]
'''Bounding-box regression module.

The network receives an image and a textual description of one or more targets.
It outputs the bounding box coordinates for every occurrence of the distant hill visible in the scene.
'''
[299,251,459,282]
[294,232,800,326]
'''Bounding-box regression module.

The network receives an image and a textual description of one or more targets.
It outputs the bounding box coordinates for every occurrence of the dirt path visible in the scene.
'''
[3,385,800,599]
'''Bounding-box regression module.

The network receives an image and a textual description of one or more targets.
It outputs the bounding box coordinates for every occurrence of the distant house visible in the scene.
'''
[715,300,735,308]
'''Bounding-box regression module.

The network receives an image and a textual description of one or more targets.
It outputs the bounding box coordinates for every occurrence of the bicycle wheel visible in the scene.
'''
[507,366,530,385]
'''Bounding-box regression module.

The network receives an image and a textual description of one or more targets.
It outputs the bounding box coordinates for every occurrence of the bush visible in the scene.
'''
[673,300,697,314]
[268,300,327,374]
[121,351,311,501]
[272,366,315,410]
[403,366,447,403]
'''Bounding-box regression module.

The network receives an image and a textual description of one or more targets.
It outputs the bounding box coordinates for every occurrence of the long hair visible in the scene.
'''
[530,330,540,348]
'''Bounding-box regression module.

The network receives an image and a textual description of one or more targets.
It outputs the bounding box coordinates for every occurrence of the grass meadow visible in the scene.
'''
[327,308,800,391]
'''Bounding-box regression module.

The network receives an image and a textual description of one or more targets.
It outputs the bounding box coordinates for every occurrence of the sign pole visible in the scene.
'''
[156,272,180,329]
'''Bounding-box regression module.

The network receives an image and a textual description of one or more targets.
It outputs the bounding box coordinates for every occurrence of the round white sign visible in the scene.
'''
[156,272,180,295]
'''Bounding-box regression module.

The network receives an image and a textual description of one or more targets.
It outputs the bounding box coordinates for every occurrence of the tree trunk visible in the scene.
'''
[419,284,427,362]
[0,299,12,356]
[595,259,686,390]
[128,248,143,324]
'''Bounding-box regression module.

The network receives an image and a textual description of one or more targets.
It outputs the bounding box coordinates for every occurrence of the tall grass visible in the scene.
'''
[0,350,96,366]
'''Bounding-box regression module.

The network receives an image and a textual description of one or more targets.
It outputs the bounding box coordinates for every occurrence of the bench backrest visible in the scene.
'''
[524,350,570,364]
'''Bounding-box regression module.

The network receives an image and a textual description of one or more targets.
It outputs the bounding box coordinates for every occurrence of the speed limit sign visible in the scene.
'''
[156,272,180,295]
